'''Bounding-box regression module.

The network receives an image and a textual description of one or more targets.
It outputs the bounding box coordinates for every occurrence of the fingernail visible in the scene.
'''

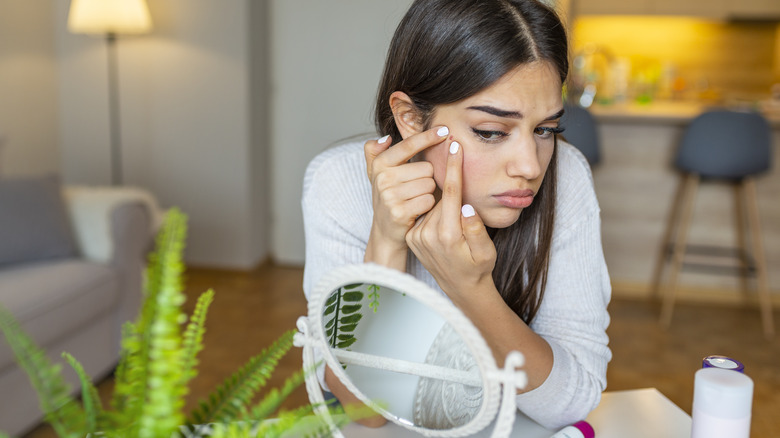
[461,204,475,218]
[449,141,460,154]
[378,135,390,144]
[437,126,449,137]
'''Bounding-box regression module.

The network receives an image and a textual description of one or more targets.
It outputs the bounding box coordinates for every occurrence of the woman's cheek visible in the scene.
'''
[422,143,449,189]
[460,152,480,205]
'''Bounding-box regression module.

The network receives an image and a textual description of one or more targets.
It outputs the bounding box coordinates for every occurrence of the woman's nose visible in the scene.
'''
[506,136,542,180]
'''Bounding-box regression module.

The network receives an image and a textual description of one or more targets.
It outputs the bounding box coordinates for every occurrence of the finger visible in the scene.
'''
[364,135,392,177]
[376,126,450,167]
[461,204,495,264]
[380,177,437,205]
[440,141,464,234]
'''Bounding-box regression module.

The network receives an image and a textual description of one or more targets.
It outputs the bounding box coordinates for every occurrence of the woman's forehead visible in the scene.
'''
[453,62,563,117]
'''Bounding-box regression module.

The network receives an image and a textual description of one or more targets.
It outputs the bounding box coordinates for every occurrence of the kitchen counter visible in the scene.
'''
[588,100,780,127]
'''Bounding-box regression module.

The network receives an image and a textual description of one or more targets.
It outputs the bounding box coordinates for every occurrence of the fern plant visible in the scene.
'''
[323,284,365,350]
[0,208,341,437]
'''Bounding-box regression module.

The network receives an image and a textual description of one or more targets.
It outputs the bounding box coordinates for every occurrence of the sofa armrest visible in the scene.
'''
[62,186,163,264]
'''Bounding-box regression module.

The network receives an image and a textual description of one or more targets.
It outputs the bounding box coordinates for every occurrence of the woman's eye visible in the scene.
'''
[472,129,508,142]
[534,126,564,139]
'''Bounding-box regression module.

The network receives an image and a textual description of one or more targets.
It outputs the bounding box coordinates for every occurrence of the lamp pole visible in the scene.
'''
[106,32,122,185]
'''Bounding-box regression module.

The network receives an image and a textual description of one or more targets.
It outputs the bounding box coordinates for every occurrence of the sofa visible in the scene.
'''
[0,176,160,437]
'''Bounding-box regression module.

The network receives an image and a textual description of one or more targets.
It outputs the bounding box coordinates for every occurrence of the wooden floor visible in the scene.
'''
[24,263,780,437]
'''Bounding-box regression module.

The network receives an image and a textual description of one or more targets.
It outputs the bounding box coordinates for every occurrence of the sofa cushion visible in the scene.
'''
[0,259,119,373]
[0,176,79,267]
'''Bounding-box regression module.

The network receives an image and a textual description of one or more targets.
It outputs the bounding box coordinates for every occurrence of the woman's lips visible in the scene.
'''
[493,189,535,209]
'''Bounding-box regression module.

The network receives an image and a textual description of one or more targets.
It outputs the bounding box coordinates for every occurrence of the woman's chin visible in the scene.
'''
[480,209,523,229]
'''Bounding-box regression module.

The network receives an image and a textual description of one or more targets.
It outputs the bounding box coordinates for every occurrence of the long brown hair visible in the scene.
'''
[374,0,568,323]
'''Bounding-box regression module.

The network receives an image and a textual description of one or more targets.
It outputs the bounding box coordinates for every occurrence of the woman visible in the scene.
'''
[302,0,611,430]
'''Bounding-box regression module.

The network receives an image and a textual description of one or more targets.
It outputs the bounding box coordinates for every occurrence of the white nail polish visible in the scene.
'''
[437,126,449,137]
[449,141,460,154]
[378,135,390,144]
[461,204,475,218]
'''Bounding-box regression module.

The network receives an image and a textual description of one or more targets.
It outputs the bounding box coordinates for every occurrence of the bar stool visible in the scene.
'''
[651,110,774,338]
[561,104,601,166]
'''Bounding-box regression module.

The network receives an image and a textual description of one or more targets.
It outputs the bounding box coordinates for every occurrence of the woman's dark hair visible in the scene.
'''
[374,0,568,324]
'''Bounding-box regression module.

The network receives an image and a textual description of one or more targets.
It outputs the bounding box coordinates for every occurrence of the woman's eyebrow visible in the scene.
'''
[546,108,565,121]
[467,106,566,121]
[467,105,523,119]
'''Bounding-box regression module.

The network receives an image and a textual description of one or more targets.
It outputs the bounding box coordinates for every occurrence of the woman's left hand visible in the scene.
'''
[405,141,497,305]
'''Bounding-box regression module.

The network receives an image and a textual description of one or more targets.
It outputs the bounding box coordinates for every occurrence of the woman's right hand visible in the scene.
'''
[363,127,449,268]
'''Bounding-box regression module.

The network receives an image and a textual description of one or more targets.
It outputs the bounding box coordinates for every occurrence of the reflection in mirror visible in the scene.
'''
[321,283,484,430]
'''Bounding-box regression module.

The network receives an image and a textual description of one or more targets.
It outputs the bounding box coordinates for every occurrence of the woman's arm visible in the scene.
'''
[454,281,554,391]
[324,365,388,427]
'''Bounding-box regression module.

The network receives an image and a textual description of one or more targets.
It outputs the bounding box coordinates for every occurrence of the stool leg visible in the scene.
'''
[742,178,775,338]
[733,183,751,299]
[650,174,687,300]
[660,174,699,328]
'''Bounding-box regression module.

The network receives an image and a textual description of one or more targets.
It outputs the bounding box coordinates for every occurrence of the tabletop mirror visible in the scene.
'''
[294,263,528,438]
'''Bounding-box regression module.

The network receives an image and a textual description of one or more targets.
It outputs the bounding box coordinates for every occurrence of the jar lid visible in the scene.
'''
[572,420,595,438]
[702,355,744,373]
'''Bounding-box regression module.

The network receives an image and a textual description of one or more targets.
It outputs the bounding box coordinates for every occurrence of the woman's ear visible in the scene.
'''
[389,91,423,140]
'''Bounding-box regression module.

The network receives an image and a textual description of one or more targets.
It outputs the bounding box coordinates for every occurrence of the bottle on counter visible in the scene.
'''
[691,356,753,438]
[548,420,594,438]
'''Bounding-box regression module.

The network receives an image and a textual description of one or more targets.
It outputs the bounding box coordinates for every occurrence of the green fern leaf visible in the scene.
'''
[181,289,215,386]
[186,330,295,430]
[324,287,364,351]
[0,306,86,438]
[251,404,316,438]
[340,304,361,315]
[108,208,189,436]
[368,284,380,313]
[340,291,363,302]
[339,313,362,325]
[137,208,189,438]
[209,421,254,438]
[247,367,305,421]
[62,352,103,432]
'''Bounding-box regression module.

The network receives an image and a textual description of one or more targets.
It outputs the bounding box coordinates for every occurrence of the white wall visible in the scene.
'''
[5,0,414,268]
[55,0,268,269]
[0,1,59,177]
[269,0,414,264]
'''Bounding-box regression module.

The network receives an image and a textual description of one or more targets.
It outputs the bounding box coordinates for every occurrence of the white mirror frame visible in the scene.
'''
[293,263,528,438]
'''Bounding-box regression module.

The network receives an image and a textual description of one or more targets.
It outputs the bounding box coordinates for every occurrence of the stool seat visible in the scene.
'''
[651,109,775,338]
[675,110,771,179]
[561,104,601,166]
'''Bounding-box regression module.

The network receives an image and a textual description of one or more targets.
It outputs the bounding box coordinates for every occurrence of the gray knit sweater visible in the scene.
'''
[301,139,612,429]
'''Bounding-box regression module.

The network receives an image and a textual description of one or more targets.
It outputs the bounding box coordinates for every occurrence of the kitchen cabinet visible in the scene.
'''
[573,0,651,16]
[572,0,780,18]
[650,0,725,18]
[725,0,780,19]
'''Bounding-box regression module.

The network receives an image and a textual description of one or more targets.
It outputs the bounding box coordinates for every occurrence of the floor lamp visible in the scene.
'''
[67,0,152,186]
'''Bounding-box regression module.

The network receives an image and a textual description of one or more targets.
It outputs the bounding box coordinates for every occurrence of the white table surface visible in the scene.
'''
[341,388,692,437]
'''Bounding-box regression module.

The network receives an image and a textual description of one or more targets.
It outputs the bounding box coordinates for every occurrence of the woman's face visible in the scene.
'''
[422,61,563,229]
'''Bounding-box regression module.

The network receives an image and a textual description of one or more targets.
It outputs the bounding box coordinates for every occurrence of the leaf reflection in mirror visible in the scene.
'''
[322,283,483,430]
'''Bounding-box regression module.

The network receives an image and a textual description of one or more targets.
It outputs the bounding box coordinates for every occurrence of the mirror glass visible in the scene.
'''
[320,282,485,430]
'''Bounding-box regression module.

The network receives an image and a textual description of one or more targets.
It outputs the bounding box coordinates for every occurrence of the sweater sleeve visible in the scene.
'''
[301,142,374,391]
[514,143,612,429]
[302,143,373,300]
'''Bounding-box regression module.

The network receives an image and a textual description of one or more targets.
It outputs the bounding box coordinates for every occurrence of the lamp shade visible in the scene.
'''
[68,0,152,35]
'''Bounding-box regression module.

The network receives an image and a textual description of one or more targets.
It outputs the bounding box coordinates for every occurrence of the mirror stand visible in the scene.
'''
[293,263,529,438]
